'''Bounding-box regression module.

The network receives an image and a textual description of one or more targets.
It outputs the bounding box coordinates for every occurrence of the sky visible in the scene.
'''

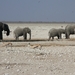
[0,0,75,22]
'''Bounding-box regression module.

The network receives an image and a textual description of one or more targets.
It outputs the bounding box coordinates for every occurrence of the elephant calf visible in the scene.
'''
[13,27,31,40]
[48,28,65,41]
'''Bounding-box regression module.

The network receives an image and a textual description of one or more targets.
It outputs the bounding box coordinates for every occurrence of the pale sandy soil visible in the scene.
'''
[0,42,75,75]
[0,23,75,75]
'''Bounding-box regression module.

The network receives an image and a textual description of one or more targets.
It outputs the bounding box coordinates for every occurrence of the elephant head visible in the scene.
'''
[3,23,10,36]
[65,25,75,39]
[0,22,10,40]
[23,27,31,40]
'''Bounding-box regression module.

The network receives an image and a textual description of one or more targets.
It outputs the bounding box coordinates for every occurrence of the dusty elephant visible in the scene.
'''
[48,28,65,41]
[13,27,31,40]
[65,25,75,39]
[0,22,10,40]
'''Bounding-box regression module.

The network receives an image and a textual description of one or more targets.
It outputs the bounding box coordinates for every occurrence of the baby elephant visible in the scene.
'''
[13,27,31,40]
[48,28,65,41]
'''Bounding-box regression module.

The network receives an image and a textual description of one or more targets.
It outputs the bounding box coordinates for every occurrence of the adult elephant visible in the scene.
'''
[65,25,75,39]
[0,22,10,40]
[48,28,65,41]
[14,27,31,40]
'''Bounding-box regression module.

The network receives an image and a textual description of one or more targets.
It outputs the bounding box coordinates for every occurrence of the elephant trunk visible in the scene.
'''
[6,29,10,36]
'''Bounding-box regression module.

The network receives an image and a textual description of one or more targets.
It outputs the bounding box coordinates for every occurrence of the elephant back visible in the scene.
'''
[49,28,58,36]
[50,28,58,33]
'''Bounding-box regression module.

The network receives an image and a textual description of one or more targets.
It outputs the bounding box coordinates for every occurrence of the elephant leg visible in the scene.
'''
[0,31,3,40]
[52,37,54,41]
[59,34,62,39]
[48,35,51,41]
[68,35,70,39]
[16,37,19,40]
[65,33,67,39]
[15,35,19,40]
[59,36,61,39]
[65,32,69,39]
[57,35,60,39]
[29,33,31,40]
[58,33,61,39]
[25,33,27,39]
[59,35,62,39]
[24,33,27,40]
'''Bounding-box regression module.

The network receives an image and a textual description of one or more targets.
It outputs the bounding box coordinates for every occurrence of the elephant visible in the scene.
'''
[0,22,10,40]
[48,28,65,41]
[13,27,31,40]
[65,25,75,39]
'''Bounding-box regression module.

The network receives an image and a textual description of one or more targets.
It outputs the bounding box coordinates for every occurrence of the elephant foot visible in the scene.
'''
[65,37,69,39]
[48,39,50,41]
[51,39,54,41]
[24,39,26,40]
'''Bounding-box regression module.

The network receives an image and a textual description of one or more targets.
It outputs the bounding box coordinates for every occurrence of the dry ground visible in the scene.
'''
[0,40,75,75]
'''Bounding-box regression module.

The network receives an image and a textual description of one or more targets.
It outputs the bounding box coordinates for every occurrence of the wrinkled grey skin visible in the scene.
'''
[14,27,31,40]
[65,25,75,39]
[48,28,65,41]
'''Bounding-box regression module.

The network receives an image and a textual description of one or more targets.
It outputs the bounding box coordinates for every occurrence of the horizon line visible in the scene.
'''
[1,21,75,23]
